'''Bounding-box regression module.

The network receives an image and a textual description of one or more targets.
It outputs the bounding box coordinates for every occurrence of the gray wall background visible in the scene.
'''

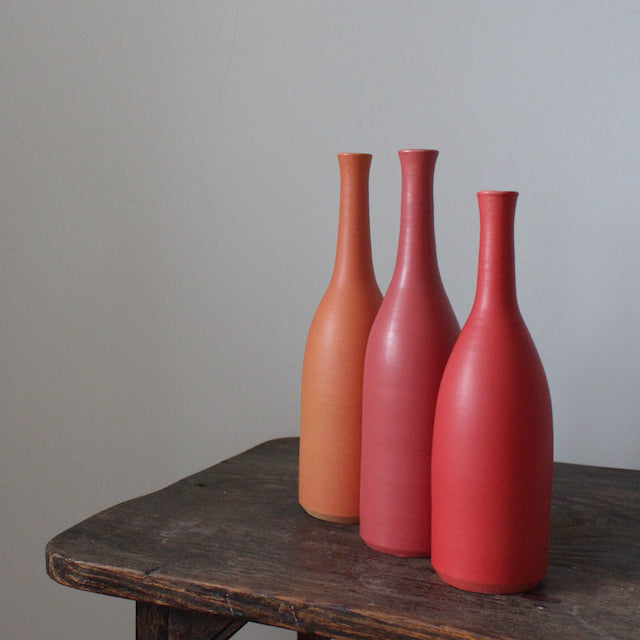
[2,2,639,638]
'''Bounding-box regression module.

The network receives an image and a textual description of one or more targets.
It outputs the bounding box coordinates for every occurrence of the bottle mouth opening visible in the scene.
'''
[477,190,519,197]
[398,149,439,155]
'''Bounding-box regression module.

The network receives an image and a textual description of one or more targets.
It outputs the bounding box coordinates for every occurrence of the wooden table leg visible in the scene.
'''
[136,601,246,640]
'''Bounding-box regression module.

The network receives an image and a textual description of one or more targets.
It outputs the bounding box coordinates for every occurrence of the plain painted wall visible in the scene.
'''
[2,2,639,638]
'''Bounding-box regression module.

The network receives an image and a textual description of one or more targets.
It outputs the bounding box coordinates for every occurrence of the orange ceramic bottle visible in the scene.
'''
[360,149,459,556]
[299,153,382,523]
[431,191,553,593]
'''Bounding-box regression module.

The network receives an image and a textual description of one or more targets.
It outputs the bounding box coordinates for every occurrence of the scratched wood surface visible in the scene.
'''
[47,437,640,640]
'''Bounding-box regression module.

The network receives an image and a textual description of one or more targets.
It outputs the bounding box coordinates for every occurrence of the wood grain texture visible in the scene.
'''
[136,602,246,640]
[46,437,640,640]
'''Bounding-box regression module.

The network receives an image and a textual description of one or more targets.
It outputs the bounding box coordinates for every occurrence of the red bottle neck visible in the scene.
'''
[473,191,519,313]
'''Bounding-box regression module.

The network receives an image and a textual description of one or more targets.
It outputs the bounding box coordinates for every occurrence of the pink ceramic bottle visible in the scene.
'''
[299,153,383,523]
[431,191,553,593]
[359,149,460,556]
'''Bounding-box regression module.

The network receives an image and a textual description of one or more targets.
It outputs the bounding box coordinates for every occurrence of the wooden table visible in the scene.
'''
[46,437,640,640]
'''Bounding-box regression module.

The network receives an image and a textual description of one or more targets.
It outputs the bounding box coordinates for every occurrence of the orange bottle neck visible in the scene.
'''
[331,154,377,288]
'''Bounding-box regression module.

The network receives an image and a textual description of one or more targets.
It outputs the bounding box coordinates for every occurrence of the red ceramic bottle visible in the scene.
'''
[360,149,460,556]
[431,191,553,593]
[299,153,383,523]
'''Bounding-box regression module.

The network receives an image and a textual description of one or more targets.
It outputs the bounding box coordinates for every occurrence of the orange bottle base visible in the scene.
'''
[301,504,359,524]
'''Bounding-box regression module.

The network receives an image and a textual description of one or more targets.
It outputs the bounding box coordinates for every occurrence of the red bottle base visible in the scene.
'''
[435,569,543,594]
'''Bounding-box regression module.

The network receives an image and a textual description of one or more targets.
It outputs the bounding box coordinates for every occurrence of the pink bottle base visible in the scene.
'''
[361,535,429,558]
[435,570,543,595]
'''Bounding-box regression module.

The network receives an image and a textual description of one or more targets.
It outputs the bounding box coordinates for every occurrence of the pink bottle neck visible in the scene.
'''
[473,191,519,313]
[332,154,376,287]
[393,149,441,287]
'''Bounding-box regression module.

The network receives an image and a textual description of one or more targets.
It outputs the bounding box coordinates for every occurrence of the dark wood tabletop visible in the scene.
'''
[46,437,640,640]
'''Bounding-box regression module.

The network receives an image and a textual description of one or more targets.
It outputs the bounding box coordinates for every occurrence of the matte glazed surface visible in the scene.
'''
[299,153,382,522]
[360,149,459,556]
[432,191,553,593]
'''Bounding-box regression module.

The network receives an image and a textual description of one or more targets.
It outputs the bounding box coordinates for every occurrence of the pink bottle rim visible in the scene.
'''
[477,190,519,197]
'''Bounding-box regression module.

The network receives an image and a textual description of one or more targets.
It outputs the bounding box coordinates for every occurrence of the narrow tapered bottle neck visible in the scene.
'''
[394,149,440,284]
[332,153,376,285]
[474,191,519,312]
